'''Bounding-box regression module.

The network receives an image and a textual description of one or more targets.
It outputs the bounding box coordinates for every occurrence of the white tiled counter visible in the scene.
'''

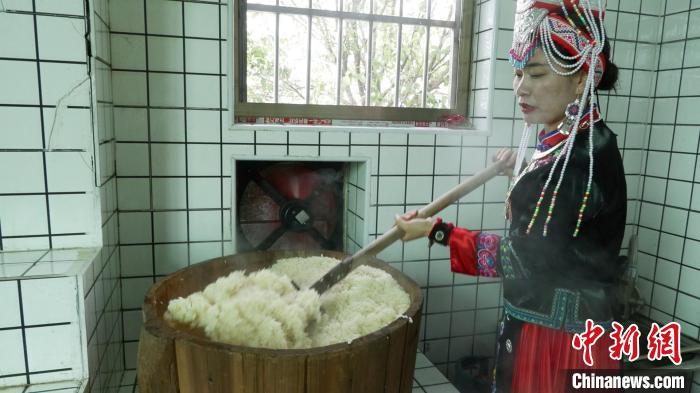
[0,380,86,393]
[114,352,461,393]
[0,248,103,392]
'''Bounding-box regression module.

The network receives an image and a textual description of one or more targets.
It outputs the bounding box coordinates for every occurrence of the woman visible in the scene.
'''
[396,1,626,392]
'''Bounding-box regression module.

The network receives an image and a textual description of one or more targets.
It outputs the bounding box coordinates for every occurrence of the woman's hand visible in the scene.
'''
[493,148,518,177]
[395,211,434,241]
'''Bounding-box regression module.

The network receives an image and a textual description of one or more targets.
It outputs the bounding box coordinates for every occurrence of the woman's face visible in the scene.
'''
[513,48,584,131]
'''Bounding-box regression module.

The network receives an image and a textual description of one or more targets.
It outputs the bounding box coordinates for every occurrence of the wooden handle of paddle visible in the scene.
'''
[351,158,509,261]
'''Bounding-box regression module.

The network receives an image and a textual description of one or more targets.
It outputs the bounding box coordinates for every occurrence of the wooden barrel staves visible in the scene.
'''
[137,250,423,393]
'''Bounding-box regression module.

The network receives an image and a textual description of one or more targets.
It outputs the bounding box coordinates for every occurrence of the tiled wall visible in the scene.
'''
[90,0,125,391]
[0,0,99,250]
[0,251,87,388]
[635,0,700,390]
[0,0,124,391]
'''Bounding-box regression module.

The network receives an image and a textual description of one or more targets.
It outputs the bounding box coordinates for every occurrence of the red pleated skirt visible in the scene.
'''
[511,322,621,393]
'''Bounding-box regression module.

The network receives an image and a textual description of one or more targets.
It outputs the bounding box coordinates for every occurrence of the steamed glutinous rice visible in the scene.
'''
[165,256,411,349]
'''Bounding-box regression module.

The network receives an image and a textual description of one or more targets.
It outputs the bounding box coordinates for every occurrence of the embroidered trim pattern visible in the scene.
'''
[504,288,614,333]
[499,241,517,279]
[476,232,500,277]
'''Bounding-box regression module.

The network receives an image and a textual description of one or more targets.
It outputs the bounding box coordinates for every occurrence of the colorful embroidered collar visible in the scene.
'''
[536,104,601,153]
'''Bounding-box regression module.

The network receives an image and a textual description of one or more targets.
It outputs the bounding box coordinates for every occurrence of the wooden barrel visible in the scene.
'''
[137,250,423,393]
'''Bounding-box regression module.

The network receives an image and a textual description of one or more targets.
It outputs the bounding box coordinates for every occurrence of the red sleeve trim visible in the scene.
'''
[449,227,480,275]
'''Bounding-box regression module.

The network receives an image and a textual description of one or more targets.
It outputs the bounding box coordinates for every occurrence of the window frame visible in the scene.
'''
[231,0,475,123]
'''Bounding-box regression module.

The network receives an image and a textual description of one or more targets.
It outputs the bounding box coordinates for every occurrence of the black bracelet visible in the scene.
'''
[428,218,453,246]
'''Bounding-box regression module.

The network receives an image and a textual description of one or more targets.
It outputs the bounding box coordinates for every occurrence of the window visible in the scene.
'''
[232,0,473,124]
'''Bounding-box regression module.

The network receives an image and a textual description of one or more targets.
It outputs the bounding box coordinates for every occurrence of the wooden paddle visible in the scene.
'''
[308,157,510,295]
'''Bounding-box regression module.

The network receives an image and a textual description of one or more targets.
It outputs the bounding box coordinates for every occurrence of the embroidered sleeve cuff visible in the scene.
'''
[475,232,500,277]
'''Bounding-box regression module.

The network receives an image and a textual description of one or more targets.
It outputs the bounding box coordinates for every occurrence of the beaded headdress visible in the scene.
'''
[508,0,607,237]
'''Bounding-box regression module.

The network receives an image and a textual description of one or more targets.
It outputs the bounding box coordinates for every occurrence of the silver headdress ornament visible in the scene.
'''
[508,0,608,237]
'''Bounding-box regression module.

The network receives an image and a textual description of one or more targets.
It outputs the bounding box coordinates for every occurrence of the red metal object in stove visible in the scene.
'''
[237,162,342,251]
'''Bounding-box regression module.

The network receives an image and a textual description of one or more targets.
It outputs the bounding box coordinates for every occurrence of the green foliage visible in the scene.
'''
[245,0,453,108]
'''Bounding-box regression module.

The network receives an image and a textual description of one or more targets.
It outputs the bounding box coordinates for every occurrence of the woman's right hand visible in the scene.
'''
[395,211,434,241]
[493,148,518,177]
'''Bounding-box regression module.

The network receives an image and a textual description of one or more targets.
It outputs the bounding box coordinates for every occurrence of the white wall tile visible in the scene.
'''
[0,60,39,105]
[149,109,185,142]
[651,283,677,314]
[0,195,49,237]
[112,71,147,106]
[190,243,222,265]
[658,233,684,263]
[0,329,26,377]
[149,73,184,107]
[114,108,148,142]
[116,142,149,176]
[189,210,222,242]
[662,13,688,42]
[379,146,407,175]
[184,2,219,38]
[661,207,688,236]
[153,211,188,243]
[120,245,153,277]
[150,177,186,210]
[406,176,433,204]
[39,62,89,107]
[675,293,700,325]
[689,10,700,39]
[255,144,287,156]
[425,313,451,340]
[0,152,45,194]
[407,146,434,175]
[403,261,428,287]
[656,70,681,97]
[46,152,94,193]
[671,126,700,153]
[25,324,80,374]
[655,259,680,288]
[0,13,35,59]
[677,97,700,124]
[378,176,406,204]
[188,178,222,208]
[659,42,684,70]
[683,39,700,67]
[679,266,700,298]
[118,212,152,244]
[21,277,77,325]
[0,281,21,329]
[186,74,220,108]
[37,16,85,62]
[151,143,186,176]
[110,0,145,33]
[146,0,182,36]
[665,180,692,208]
[154,243,188,275]
[320,145,349,156]
[289,145,318,156]
[49,194,94,235]
[187,144,221,176]
[185,39,220,74]
[666,0,691,14]
[645,151,670,177]
[0,107,42,149]
[111,34,146,70]
[147,36,183,73]
[121,277,154,309]
[451,285,477,311]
